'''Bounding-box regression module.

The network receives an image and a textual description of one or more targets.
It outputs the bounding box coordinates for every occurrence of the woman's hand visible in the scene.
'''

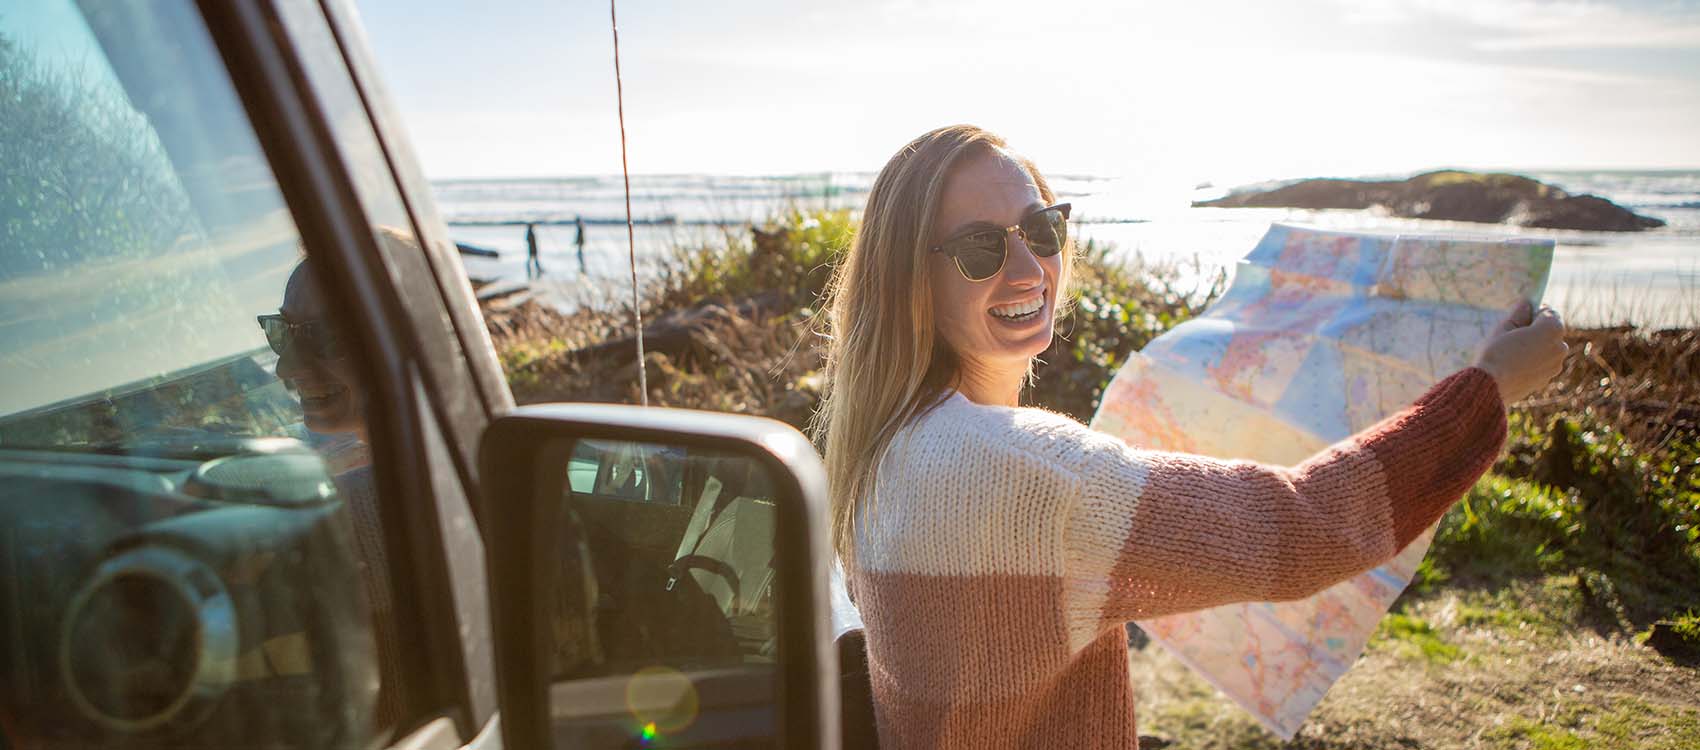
[1474,300,1569,404]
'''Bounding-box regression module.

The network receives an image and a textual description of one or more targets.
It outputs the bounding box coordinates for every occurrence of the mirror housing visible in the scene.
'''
[481,404,838,749]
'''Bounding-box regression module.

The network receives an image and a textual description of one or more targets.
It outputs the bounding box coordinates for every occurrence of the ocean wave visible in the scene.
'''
[431,170,1700,227]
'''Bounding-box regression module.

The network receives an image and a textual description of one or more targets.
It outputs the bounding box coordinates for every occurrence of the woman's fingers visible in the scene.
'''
[1531,305,1569,383]
[1476,303,1570,403]
[1499,299,1535,333]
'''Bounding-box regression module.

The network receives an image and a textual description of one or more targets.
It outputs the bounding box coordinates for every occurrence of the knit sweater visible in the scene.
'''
[846,367,1507,749]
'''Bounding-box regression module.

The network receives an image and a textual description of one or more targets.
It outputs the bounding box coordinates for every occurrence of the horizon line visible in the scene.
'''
[425,165,1700,183]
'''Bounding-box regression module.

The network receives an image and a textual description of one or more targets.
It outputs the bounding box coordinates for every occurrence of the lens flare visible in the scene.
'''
[625,666,699,735]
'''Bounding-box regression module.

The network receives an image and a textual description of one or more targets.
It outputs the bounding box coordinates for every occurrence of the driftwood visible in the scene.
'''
[565,290,786,367]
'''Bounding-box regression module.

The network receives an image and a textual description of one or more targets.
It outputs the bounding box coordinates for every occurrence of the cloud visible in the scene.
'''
[1338,0,1700,50]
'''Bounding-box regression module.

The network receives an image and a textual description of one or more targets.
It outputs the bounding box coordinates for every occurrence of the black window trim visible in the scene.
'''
[194,0,488,738]
[315,0,514,430]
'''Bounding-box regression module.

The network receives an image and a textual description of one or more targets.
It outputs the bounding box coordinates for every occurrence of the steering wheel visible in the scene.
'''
[666,554,741,614]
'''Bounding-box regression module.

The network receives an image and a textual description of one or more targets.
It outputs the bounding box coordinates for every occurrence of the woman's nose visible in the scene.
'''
[1001,230,1045,288]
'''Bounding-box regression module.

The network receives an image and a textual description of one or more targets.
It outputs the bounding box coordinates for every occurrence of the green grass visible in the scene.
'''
[1664,610,1700,641]
[1482,697,1700,750]
[1373,613,1462,664]
[1427,474,1577,583]
[1416,413,1700,632]
[1591,696,1700,750]
[1486,716,1589,750]
[1442,577,1578,642]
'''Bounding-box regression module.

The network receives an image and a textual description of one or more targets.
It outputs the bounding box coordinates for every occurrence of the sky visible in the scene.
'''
[351,0,1700,185]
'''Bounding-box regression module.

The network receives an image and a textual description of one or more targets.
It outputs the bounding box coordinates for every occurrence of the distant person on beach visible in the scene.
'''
[811,124,1569,749]
[574,215,587,275]
[525,222,544,279]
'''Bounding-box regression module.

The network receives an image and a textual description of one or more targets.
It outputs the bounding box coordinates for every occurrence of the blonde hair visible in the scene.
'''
[811,124,1069,564]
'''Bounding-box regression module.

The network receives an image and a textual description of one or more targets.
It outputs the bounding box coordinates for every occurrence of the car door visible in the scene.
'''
[229,1,838,746]
[1,0,836,748]
[0,0,492,746]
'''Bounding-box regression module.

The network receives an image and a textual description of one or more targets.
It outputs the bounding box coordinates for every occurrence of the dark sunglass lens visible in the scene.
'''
[259,318,290,356]
[952,237,1005,280]
[1022,208,1066,257]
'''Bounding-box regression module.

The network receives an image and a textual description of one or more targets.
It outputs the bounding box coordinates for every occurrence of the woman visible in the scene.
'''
[266,258,405,731]
[812,125,1568,749]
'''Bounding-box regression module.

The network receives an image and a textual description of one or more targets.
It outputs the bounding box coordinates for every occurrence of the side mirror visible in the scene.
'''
[481,404,838,749]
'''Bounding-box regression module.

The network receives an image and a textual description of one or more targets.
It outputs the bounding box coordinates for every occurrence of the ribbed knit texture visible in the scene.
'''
[847,367,1506,749]
[336,464,406,732]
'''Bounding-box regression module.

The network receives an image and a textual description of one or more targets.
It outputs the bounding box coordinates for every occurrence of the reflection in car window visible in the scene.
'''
[0,1,401,746]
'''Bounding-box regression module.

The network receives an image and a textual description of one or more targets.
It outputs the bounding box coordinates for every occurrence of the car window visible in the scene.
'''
[553,439,781,745]
[0,1,405,745]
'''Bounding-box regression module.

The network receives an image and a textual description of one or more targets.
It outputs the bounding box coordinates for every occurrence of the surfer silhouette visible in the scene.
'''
[525,222,543,279]
[574,215,587,275]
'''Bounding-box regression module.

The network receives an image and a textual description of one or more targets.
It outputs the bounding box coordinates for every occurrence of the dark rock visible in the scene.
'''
[1645,620,1700,666]
[1195,170,1665,232]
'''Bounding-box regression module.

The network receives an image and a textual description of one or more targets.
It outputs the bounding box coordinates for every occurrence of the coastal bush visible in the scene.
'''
[653,207,853,312]
[1519,326,1700,453]
[1027,239,1223,422]
[488,209,1219,430]
[1428,474,1577,583]
[1421,411,1700,630]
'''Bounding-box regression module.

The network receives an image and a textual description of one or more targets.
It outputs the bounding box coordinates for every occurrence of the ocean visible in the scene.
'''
[436,170,1700,328]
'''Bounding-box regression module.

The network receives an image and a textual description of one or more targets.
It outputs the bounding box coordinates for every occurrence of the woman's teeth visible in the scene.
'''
[300,388,345,409]
[990,296,1044,321]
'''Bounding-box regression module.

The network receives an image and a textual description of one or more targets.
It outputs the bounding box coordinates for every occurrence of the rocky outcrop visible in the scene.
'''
[1195,171,1666,231]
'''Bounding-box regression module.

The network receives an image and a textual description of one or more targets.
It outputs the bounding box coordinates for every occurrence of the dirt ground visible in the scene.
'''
[1128,577,1700,749]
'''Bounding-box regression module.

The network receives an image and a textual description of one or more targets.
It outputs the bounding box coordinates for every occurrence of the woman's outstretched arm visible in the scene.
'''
[1067,366,1503,623]
[1065,304,1567,624]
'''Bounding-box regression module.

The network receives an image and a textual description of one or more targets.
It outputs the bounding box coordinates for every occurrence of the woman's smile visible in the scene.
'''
[987,286,1048,325]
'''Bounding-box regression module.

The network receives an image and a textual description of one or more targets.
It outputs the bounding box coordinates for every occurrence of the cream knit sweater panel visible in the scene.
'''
[846,367,1506,749]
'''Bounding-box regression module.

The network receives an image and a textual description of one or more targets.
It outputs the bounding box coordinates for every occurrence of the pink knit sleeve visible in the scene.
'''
[1064,367,1506,625]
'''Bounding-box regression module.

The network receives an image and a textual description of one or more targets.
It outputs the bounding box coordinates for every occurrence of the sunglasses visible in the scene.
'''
[256,314,345,360]
[929,203,1071,282]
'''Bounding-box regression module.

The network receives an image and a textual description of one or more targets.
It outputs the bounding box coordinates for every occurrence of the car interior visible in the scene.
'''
[547,440,784,746]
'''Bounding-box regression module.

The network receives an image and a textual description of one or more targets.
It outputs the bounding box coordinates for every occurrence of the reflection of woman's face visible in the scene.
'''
[926,151,1061,385]
[275,267,366,437]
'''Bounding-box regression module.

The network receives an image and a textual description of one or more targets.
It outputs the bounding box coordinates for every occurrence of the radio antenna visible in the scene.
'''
[610,0,647,406]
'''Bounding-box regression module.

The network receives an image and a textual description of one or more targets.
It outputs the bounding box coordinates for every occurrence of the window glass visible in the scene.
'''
[552,439,779,747]
[0,1,402,745]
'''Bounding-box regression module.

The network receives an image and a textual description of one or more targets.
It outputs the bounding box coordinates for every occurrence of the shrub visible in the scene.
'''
[490,211,1219,431]
[1425,412,1700,628]
[1027,239,1223,422]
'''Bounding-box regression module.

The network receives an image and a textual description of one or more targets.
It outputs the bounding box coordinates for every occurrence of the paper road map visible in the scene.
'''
[1091,223,1553,738]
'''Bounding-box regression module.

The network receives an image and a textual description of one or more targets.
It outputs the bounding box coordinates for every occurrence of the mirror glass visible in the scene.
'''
[544,437,781,748]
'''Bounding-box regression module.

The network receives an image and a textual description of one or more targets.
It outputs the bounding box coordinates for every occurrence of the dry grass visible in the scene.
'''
[1518,326,1700,453]
[484,294,822,425]
[1130,578,1700,749]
